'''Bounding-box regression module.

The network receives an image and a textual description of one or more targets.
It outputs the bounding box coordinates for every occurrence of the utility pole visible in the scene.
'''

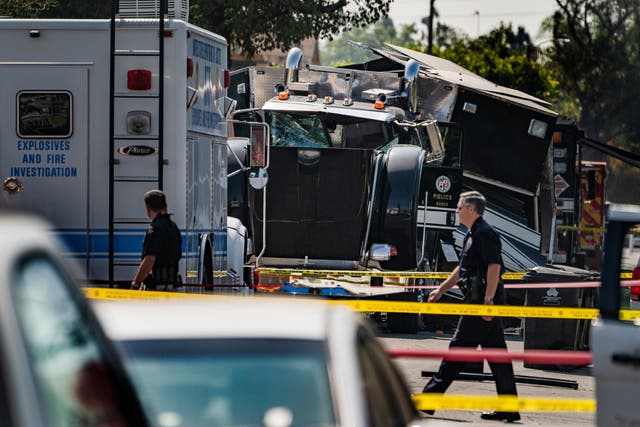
[427,0,435,54]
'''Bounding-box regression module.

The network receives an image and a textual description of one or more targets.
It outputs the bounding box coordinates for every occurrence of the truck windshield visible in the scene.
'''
[268,111,392,149]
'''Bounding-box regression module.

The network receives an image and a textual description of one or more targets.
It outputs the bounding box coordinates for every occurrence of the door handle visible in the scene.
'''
[612,353,640,367]
[3,177,23,194]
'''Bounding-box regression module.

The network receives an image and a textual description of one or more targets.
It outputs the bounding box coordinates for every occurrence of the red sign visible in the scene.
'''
[554,174,570,197]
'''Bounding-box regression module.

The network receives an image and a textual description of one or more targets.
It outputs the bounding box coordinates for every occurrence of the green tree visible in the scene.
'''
[1,0,393,60]
[322,17,421,66]
[432,23,559,101]
[190,0,393,60]
[546,0,640,202]
[323,21,559,102]
[0,0,109,18]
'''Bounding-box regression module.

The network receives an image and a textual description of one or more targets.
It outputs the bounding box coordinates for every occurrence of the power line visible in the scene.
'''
[443,11,552,19]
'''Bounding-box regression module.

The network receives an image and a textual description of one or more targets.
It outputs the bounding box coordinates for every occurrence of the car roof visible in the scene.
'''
[0,212,58,253]
[93,296,352,342]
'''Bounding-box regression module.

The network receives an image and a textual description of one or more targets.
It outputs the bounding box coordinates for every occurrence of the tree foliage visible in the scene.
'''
[546,0,640,202]
[0,0,109,18]
[0,0,393,59]
[190,0,393,60]
[322,21,559,102]
[432,23,559,101]
[322,17,420,66]
[547,0,640,143]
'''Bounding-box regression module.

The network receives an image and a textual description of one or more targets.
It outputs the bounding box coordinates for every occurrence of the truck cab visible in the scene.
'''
[228,49,463,274]
[591,205,640,425]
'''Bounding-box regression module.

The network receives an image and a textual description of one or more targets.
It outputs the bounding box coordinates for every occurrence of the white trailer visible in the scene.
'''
[0,6,244,287]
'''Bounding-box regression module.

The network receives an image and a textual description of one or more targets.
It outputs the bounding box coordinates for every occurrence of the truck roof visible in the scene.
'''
[380,43,558,117]
[263,96,397,122]
[0,18,227,45]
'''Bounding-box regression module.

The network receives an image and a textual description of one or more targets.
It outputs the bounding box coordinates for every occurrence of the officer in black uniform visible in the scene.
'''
[421,190,520,423]
[131,190,182,291]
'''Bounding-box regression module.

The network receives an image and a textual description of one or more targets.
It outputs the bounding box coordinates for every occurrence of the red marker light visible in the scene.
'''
[224,69,230,88]
[186,58,194,78]
[127,69,152,90]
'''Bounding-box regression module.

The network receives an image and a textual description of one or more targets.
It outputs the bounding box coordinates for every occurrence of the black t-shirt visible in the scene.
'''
[142,213,182,281]
[458,216,505,303]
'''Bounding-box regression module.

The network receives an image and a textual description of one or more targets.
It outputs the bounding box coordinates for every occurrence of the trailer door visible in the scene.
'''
[0,65,89,256]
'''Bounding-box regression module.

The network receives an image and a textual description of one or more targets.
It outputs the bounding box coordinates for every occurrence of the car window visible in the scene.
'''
[12,254,130,427]
[356,326,416,427]
[119,338,336,427]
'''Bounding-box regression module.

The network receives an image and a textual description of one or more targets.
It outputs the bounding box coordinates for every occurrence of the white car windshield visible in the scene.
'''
[119,338,336,427]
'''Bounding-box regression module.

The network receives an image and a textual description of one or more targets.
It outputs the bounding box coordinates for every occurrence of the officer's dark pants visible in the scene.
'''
[422,315,518,396]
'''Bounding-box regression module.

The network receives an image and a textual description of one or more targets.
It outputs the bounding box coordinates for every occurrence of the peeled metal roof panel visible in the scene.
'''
[381,43,557,116]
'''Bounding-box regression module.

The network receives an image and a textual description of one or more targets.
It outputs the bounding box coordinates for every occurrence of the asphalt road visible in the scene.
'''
[379,328,595,426]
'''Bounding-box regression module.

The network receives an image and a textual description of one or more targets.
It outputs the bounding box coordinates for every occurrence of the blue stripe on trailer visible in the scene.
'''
[51,228,228,257]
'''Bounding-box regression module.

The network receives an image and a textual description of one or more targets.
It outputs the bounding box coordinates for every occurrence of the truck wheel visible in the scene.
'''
[386,289,424,334]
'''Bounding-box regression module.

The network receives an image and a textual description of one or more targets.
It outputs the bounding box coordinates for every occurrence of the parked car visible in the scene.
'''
[93,297,435,427]
[0,213,149,427]
[591,205,640,425]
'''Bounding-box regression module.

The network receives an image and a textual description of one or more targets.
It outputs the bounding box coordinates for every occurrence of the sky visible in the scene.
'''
[387,0,559,42]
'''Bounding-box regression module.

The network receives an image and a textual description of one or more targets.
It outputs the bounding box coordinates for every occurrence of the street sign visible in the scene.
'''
[554,174,570,197]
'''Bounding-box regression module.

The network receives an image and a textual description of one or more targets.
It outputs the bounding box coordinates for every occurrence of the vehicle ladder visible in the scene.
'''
[108,0,167,286]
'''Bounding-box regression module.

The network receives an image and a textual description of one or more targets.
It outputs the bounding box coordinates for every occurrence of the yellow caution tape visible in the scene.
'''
[619,309,640,322]
[257,268,635,281]
[257,268,449,279]
[84,289,640,322]
[336,300,601,319]
[187,270,228,279]
[257,268,525,281]
[83,287,220,301]
[412,393,595,412]
[556,225,640,235]
[502,272,526,281]
[556,225,606,233]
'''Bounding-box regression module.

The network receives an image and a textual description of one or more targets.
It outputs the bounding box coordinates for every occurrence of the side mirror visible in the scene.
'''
[405,59,420,82]
[250,124,266,168]
[249,168,269,190]
[285,47,303,70]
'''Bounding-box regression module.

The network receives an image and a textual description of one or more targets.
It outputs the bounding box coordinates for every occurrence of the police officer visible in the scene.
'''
[131,190,182,291]
[422,190,520,423]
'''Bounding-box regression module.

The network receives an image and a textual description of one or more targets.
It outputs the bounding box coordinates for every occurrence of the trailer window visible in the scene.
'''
[17,91,72,138]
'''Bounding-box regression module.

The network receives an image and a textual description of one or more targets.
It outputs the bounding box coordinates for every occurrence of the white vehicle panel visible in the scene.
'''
[592,205,640,426]
[0,65,88,234]
[0,18,236,285]
[93,298,332,341]
[592,319,640,426]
